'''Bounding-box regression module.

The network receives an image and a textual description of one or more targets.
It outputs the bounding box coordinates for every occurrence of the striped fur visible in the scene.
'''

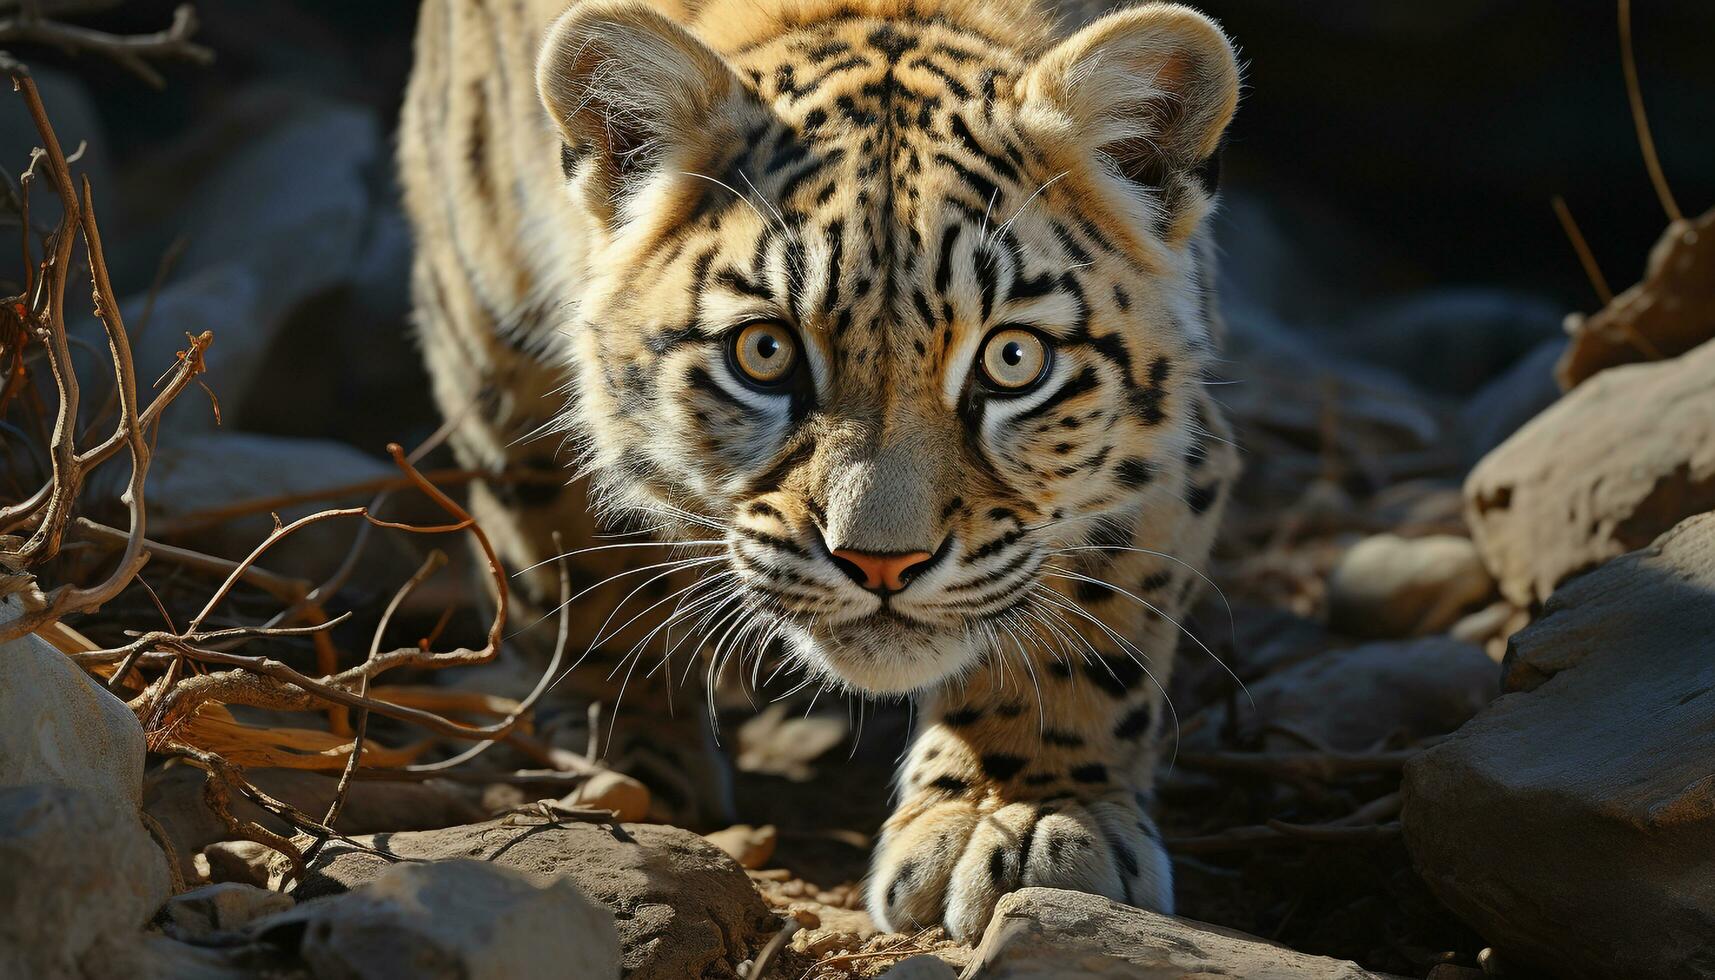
[400,0,1242,939]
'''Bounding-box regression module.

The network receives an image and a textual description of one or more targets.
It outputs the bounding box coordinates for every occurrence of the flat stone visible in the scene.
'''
[1403,513,1715,979]
[297,816,775,980]
[0,784,173,978]
[1465,337,1715,606]
[257,859,618,980]
[963,888,1388,978]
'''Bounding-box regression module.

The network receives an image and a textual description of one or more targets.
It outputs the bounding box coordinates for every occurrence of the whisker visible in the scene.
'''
[1041,564,1254,712]
[512,538,723,577]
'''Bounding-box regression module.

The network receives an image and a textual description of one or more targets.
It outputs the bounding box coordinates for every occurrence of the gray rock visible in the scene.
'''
[1191,637,1497,755]
[145,764,484,884]
[0,784,173,978]
[113,92,384,435]
[1465,337,1715,606]
[1326,534,1496,639]
[963,888,1387,978]
[878,954,959,979]
[1403,513,1715,979]
[297,816,775,980]
[159,882,294,940]
[255,859,619,980]
[0,595,147,806]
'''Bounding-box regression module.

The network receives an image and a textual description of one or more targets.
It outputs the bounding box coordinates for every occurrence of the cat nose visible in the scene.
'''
[830,548,936,595]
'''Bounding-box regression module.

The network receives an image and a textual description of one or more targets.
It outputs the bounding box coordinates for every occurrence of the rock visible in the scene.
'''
[877,954,959,979]
[158,882,293,940]
[138,431,400,580]
[1192,638,1497,754]
[1335,288,1564,396]
[1402,513,1715,979]
[199,840,286,889]
[1327,534,1496,638]
[787,903,879,959]
[965,888,1388,978]
[0,596,148,806]
[1465,337,1715,606]
[82,932,256,980]
[257,859,618,980]
[0,599,175,975]
[145,764,484,883]
[1558,208,1715,391]
[561,768,652,823]
[296,816,775,980]
[0,784,174,978]
[114,93,384,435]
[1457,339,1565,466]
[704,823,778,870]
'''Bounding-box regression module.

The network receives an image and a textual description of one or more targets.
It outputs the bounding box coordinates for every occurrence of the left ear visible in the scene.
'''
[1022,3,1238,191]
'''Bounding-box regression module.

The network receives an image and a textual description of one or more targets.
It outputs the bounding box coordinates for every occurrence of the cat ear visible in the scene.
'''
[1022,3,1238,193]
[537,0,745,215]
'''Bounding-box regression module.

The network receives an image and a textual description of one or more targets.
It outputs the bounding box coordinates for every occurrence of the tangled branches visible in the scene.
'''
[0,51,631,883]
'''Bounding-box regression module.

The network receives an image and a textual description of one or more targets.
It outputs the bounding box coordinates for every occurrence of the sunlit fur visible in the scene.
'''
[401,0,1242,941]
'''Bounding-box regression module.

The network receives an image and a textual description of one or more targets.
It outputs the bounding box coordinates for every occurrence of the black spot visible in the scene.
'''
[1113,704,1154,739]
[980,753,1027,781]
[943,707,983,728]
[995,701,1025,717]
[928,775,970,795]
[886,861,918,910]
[1047,661,1074,679]
[1115,458,1156,490]
[1041,729,1085,748]
[1084,654,1147,698]
[1022,773,1057,787]
[1186,482,1220,515]
[1075,580,1116,603]
[1069,763,1108,784]
[1139,571,1173,592]
[987,846,1007,887]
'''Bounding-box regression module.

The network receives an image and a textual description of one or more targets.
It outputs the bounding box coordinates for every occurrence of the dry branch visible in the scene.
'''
[0,2,210,88]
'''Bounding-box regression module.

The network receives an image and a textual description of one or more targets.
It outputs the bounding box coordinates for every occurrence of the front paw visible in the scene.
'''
[866,792,1170,942]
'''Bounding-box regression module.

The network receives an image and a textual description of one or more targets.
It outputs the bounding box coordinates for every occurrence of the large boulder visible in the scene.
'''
[0,597,174,975]
[0,785,174,978]
[298,816,776,980]
[1464,337,1715,606]
[257,859,618,980]
[0,596,147,805]
[1402,513,1715,979]
[964,888,1387,978]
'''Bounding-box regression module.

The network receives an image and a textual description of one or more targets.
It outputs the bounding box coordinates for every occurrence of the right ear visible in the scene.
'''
[537,0,745,220]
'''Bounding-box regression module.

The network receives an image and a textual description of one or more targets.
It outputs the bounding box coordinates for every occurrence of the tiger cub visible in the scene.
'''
[399,0,1241,938]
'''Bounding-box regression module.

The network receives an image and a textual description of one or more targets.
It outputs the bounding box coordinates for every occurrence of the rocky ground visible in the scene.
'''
[4,3,1715,979]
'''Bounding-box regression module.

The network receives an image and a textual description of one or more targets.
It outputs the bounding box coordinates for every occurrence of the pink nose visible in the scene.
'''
[831,549,935,594]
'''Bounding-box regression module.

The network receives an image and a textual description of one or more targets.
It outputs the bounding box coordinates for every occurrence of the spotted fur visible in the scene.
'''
[400,0,1242,939]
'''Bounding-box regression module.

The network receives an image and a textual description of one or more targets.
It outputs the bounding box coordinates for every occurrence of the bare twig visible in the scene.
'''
[0,3,211,89]
[1617,0,1682,223]
[1550,196,1615,307]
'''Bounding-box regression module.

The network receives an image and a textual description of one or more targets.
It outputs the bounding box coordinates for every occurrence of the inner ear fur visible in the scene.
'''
[536,0,743,198]
[1023,3,1239,187]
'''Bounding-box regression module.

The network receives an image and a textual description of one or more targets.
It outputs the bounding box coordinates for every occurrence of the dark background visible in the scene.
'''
[6,0,1711,450]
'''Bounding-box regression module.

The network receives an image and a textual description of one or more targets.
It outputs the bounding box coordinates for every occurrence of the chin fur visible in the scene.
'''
[782,617,982,695]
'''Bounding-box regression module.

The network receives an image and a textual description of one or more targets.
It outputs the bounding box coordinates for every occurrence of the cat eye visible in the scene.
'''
[728,321,800,388]
[978,328,1051,392]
